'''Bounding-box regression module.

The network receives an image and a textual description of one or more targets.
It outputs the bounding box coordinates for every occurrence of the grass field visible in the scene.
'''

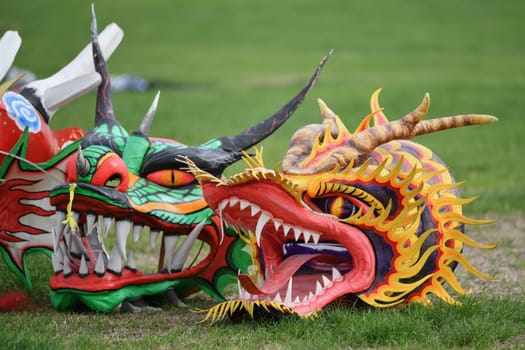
[1,1,524,349]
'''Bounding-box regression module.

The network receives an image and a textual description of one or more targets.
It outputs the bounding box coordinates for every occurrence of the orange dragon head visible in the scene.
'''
[187,87,497,322]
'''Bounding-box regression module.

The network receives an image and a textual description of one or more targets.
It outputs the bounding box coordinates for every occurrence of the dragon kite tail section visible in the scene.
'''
[188,85,498,322]
[0,22,123,293]
[46,9,330,312]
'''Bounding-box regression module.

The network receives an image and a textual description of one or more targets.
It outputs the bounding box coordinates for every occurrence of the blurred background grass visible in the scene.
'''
[2,0,523,214]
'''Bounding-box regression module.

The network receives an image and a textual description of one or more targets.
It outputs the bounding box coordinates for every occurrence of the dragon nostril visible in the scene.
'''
[105,175,121,188]
[89,152,130,191]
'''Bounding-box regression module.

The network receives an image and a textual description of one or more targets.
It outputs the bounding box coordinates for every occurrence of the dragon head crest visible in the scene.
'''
[188,86,497,322]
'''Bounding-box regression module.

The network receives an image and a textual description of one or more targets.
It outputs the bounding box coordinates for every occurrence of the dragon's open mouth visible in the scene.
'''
[212,192,375,317]
[48,184,215,311]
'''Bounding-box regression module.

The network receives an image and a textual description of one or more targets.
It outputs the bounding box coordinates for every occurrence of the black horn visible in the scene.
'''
[218,50,332,157]
[91,4,115,126]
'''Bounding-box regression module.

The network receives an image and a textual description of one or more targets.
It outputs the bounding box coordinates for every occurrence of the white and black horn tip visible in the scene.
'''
[138,91,160,137]
[77,145,91,177]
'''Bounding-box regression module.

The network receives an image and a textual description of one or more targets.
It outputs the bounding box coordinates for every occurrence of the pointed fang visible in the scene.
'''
[255,212,271,246]
[115,219,131,259]
[164,235,180,272]
[79,255,89,277]
[284,277,293,305]
[107,244,122,275]
[171,219,206,271]
[95,252,106,276]
[125,251,136,271]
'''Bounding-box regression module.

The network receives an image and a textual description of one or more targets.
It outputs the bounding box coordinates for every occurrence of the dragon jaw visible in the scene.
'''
[189,163,379,317]
[48,179,219,311]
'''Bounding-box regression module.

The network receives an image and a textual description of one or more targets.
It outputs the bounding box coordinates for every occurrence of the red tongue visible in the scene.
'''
[238,254,338,295]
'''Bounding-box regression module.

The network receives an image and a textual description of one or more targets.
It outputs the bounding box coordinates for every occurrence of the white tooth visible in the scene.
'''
[52,251,63,273]
[294,296,301,304]
[86,213,97,235]
[218,201,227,211]
[229,197,239,207]
[274,292,282,304]
[63,229,72,251]
[95,252,106,275]
[63,223,71,238]
[51,227,59,252]
[63,255,72,276]
[312,233,320,244]
[125,251,136,270]
[237,275,244,297]
[303,230,312,244]
[219,210,225,245]
[332,267,343,281]
[171,219,205,271]
[322,275,333,288]
[133,224,144,242]
[97,215,104,235]
[115,220,131,260]
[164,235,180,272]
[150,229,160,248]
[282,224,292,237]
[107,244,122,274]
[273,218,282,231]
[282,245,287,256]
[315,280,323,295]
[79,255,88,276]
[103,217,113,237]
[308,291,315,301]
[71,233,89,258]
[72,211,80,232]
[69,233,80,255]
[284,277,293,305]
[255,212,270,246]
[293,227,302,241]
[302,295,309,303]
[55,211,66,236]
[55,243,64,262]
[250,204,261,216]
[239,199,250,210]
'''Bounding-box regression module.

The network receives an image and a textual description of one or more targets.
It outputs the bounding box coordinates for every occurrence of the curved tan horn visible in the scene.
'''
[411,114,498,137]
[346,93,430,163]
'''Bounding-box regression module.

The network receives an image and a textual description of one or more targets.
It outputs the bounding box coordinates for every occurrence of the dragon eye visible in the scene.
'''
[146,169,195,187]
[306,182,386,219]
[310,195,359,219]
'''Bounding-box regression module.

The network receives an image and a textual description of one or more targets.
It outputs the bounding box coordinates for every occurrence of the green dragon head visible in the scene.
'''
[47,9,329,312]
[188,86,498,321]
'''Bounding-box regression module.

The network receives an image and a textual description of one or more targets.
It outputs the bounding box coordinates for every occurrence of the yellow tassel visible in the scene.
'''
[62,183,79,232]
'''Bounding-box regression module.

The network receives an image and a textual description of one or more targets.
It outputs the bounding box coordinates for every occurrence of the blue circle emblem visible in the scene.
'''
[2,91,41,133]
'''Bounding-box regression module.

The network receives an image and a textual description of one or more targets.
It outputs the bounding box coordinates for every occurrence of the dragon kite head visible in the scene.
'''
[0,20,122,291]
[47,9,329,312]
[189,85,498,322]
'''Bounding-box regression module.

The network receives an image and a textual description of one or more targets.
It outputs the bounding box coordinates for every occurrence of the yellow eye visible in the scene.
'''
[146,169,195,187]
[329,197,345,217]
[308,182,387,219]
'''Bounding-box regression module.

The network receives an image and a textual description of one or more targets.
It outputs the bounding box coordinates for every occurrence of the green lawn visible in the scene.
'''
[1,0,524,348]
